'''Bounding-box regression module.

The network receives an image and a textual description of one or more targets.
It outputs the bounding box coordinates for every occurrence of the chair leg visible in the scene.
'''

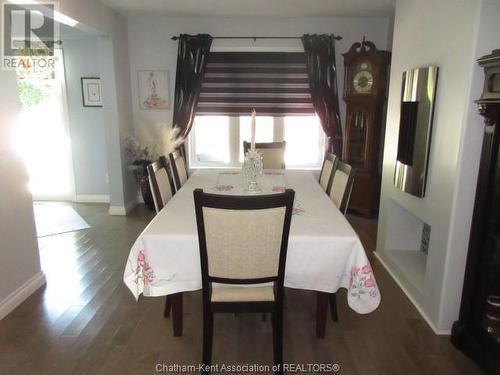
[171,293,183,336]
[329,293,338,322]
[202,311,214,375]
[316,292,328,339]
[272,309,284,375]
[163,295,171,318]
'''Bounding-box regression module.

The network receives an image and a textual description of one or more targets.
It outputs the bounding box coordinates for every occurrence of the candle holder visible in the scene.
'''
[242,150,263,194]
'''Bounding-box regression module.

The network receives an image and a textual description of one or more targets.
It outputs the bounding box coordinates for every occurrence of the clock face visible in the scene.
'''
[353,69,374,94]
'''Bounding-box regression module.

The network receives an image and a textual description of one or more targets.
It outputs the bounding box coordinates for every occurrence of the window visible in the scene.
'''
[284,116,324,168]
[188,115,325,169]
[189,51,325,169]
[191,116,230,164]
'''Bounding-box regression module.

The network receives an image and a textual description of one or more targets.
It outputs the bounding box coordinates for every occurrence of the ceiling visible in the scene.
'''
[99,0,395,17]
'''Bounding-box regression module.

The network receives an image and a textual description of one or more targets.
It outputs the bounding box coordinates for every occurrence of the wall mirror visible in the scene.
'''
[394,66,438,197]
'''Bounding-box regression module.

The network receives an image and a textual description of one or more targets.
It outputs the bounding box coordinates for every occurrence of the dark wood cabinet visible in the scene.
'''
[342,40,391,216]
[451,50,500,374]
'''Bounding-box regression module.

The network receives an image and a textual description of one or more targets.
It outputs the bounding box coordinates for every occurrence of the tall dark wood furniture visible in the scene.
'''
[342,39,391,216]
[451,50,500,374]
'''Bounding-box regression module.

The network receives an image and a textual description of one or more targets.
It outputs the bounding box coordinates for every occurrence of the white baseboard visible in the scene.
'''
[75,194,110,203]
[0,271,46,320]
[108,205,126,215]
[108,199,138,216]
[374,252,451,335]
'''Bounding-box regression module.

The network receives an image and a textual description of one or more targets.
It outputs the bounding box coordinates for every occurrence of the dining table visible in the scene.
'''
[123,169,380,338]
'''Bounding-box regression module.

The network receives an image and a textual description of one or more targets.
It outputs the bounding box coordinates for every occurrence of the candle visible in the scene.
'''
[250,108,256,152]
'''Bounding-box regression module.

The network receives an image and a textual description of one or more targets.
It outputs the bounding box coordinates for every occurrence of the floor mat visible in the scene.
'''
[33,203,90,237]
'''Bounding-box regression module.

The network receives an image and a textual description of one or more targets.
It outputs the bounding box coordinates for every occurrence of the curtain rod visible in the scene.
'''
[13,40,63,44]
[171,35,342,41]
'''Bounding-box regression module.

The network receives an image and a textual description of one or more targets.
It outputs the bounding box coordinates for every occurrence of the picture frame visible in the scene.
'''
[81,77,103,107]
[138,70,170,110]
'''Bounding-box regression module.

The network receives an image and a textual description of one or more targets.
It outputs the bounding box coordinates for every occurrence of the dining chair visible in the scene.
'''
[328,160,357,215]
[147,156,177,321]
[319,153,338,193]
[193,188,295,375]
[169,148,189,191]
[316,160,356,338]
[243,141,286,169]
[147,156,175,213]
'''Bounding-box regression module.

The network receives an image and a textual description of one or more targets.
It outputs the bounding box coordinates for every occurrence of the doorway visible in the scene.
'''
[12,49,75,201]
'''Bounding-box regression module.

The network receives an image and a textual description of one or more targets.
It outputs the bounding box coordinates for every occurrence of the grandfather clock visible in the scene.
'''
[342,39,391,216]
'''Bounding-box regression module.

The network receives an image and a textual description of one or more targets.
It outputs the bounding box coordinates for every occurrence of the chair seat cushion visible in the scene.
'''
[211,286,275,302]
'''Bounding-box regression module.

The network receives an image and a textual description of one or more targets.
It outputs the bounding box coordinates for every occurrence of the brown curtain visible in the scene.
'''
[173,34,213,141]
[301,34,342,155]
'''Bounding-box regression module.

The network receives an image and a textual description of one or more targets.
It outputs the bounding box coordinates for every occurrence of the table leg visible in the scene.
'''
[316,291,328,339]
[170,292,183,336]
[164,295,172,318]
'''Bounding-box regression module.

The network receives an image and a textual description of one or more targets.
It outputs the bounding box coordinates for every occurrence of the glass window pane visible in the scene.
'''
[192,116,230,163]
[239,116,274,161]
[284,116,324,168]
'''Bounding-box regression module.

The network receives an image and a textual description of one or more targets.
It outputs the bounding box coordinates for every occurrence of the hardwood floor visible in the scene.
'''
[0,203,481,374]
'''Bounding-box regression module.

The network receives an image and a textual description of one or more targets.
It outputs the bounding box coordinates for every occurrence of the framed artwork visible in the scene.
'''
[138,70,170,110]
[81,77,102,107]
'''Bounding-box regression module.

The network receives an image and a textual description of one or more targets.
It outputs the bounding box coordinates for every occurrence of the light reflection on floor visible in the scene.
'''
[38,230,87,322]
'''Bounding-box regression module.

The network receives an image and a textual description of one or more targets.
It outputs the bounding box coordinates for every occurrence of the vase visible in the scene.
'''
[139,177,155,210]
[242,150,263,194]
[129,161,155,211]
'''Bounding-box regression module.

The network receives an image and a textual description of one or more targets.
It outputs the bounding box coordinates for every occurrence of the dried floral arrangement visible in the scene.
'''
[125,118,184,210]
[125,117,183,167]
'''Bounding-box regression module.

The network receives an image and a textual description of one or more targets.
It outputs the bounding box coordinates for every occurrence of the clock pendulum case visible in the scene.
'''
[342,39,391,216]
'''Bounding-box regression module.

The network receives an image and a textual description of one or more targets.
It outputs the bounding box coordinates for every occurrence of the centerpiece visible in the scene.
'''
[242,109,263,193]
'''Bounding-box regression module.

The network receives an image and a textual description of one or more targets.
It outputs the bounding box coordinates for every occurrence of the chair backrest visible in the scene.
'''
[319,153,338,193]
[243,141,286,169]
[147,156,175,213]
[169,148,189,190]
[194,189,294,291]
[329,160,356,215]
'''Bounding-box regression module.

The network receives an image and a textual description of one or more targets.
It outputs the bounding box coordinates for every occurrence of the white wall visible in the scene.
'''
[64,37,109,200]
[0,0,134,318]
[376,0,500,333]
[57,0,137,213]
[0,71,45,319]
[127,15,393,133]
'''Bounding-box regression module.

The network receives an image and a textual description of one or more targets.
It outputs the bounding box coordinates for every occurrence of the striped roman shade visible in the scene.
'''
[196,52,314,116]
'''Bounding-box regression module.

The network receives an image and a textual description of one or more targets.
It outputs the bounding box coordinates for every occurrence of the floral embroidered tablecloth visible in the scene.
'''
[123,170,380,314]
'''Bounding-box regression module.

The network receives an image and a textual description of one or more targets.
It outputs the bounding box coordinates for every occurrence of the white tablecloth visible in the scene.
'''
[123,170,380,314]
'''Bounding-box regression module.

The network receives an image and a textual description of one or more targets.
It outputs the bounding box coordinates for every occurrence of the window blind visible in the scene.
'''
[196,52,314,116]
